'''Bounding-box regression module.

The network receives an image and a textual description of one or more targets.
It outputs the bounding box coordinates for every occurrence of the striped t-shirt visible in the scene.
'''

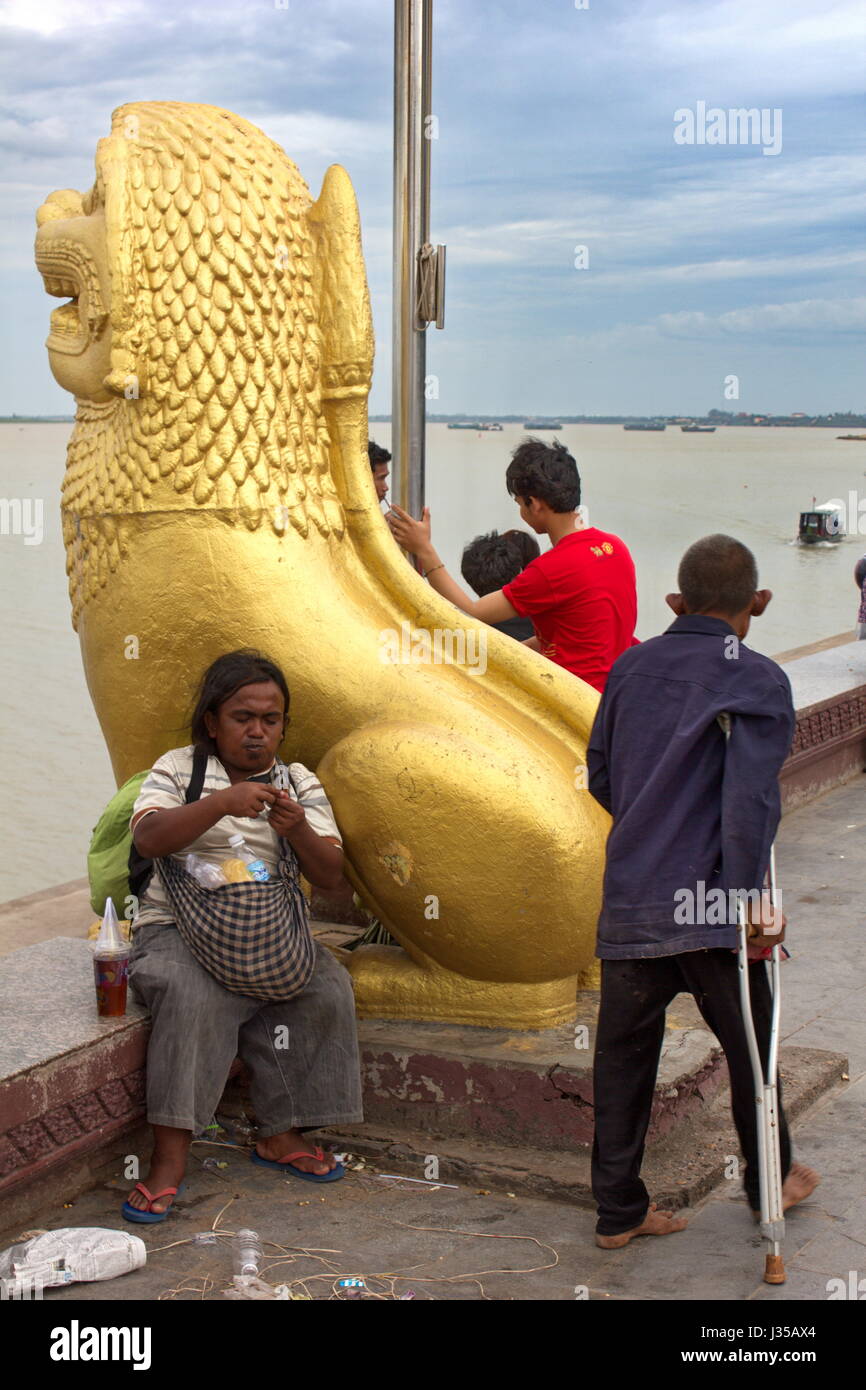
[129,745,342,932]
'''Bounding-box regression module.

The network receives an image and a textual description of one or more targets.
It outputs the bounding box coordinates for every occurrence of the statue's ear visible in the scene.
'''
[308,164,373,397]
[308,165,374,522]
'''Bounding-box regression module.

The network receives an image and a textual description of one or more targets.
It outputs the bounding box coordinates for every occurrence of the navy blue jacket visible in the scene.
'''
[587,615,796,959]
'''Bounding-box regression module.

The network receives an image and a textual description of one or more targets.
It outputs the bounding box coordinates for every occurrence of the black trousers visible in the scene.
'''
[591,949,792,1236]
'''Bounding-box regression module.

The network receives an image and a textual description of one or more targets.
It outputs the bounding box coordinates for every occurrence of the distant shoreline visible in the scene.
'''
[376,415,866,429]
[3,414,864,430]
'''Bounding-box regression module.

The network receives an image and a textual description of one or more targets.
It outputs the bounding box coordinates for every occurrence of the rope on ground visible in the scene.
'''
[251,1219,560,1300]
[159,1274,216,1300]
[148,1160,559,1299]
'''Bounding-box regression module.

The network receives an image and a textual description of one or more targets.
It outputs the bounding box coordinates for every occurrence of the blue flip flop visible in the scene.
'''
[121,1181,186,1223]
[251,1146,345,1183]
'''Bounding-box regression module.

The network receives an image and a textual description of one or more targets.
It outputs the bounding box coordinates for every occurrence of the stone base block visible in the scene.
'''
[0,938,149,1221]
[320,1045,847,1209]
[347,994,725,1152]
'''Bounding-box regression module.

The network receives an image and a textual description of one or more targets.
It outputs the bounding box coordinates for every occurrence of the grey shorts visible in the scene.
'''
[129,920,364,1134]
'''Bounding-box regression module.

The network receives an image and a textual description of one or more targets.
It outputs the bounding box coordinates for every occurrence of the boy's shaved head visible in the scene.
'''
[678,534,758,616]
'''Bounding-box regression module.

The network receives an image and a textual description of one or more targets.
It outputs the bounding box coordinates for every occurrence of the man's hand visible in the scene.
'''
[270,793,344,889]
[267,790,307,840]
[218,782,277,819]
[747,891,787,943]
[386,503,432,558]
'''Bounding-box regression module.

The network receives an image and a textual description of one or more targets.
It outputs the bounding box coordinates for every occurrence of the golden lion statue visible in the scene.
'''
[35,101,607,1029]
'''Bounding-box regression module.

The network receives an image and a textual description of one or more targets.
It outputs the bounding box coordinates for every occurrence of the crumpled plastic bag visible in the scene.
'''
[0,1227,146,1295]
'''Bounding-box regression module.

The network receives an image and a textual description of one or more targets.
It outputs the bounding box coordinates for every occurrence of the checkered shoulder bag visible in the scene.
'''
[157,834,315,1002]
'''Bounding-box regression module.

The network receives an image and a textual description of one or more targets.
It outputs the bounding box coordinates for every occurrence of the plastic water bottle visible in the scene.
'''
[185,853,226,889]
[233,1229,263,1278]
[227,834,270,882]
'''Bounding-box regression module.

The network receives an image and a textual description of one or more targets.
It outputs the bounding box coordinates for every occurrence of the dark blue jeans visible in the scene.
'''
[592,949,792,1236]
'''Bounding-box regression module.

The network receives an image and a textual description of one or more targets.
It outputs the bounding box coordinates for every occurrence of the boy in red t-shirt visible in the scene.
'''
[386,438,638,691]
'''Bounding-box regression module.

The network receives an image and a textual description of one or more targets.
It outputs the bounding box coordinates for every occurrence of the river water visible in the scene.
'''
[2,421,864,903]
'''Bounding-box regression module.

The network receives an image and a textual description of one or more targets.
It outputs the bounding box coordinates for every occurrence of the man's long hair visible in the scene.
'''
[190,649,290,751]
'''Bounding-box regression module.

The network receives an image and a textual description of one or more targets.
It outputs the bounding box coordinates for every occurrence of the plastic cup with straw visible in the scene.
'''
[92,898,131,1017]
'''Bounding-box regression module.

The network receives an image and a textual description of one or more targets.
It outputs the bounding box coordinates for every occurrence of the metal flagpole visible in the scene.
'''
[392,0,445,523]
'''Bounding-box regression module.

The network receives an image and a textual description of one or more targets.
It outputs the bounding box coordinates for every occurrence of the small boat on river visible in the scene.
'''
[798,504,844,544]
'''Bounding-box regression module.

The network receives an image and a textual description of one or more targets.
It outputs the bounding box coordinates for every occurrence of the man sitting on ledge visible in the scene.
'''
[123,650,363,1221]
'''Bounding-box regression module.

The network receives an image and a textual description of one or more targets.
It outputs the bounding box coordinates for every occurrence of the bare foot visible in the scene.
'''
[783,1164,820,1211]
[750,1156,822,1223]
[256,1129,336,1176]
[751,1163,820,1221]
[595,1203,688,1249]
[126,1123,191,1213]
[125,1160,185,1213]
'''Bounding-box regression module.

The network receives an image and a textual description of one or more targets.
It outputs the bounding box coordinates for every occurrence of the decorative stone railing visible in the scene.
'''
[778,637,866,807]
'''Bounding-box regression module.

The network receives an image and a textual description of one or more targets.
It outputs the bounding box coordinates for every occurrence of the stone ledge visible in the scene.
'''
[350,999,724,1152]
[780,635,866,707]
[0,938,149,1209]
[318,1045,847,1210]
[780,641,866,809]
[0,928,848,1222]
[773,630,860,664]
[0,1122,153,1237]
[0,938,726,1211]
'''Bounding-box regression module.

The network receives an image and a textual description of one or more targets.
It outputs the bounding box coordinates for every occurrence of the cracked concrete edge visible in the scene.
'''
[319,1046,847,1212]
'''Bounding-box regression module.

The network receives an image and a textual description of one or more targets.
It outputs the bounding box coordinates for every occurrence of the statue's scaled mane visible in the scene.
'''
[62,101,346,620]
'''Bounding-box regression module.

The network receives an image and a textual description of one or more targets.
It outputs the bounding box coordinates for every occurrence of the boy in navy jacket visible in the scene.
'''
[587,534,819,1246]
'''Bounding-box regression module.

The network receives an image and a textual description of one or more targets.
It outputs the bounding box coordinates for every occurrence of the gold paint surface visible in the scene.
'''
[36,101,609,1029]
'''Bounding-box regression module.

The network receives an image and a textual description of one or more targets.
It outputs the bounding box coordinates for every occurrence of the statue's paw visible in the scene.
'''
[345,942,578,1029]
[318,720,604,1006]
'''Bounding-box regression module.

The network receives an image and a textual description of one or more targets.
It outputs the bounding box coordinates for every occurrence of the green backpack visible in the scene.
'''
[87,752,209,917]
[87,772,149,917]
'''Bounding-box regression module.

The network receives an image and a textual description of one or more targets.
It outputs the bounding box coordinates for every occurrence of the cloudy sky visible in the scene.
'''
[2,0,863,416]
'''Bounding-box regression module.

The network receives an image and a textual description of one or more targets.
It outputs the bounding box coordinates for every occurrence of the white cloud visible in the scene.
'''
[658,295,866,336]
[580,295,866,348]
[622,0,866,97]
[584,249,866,290]
[0,0,147,34]
[436,155,866,274]
[0,116,75,154]
[262,111,390,162]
